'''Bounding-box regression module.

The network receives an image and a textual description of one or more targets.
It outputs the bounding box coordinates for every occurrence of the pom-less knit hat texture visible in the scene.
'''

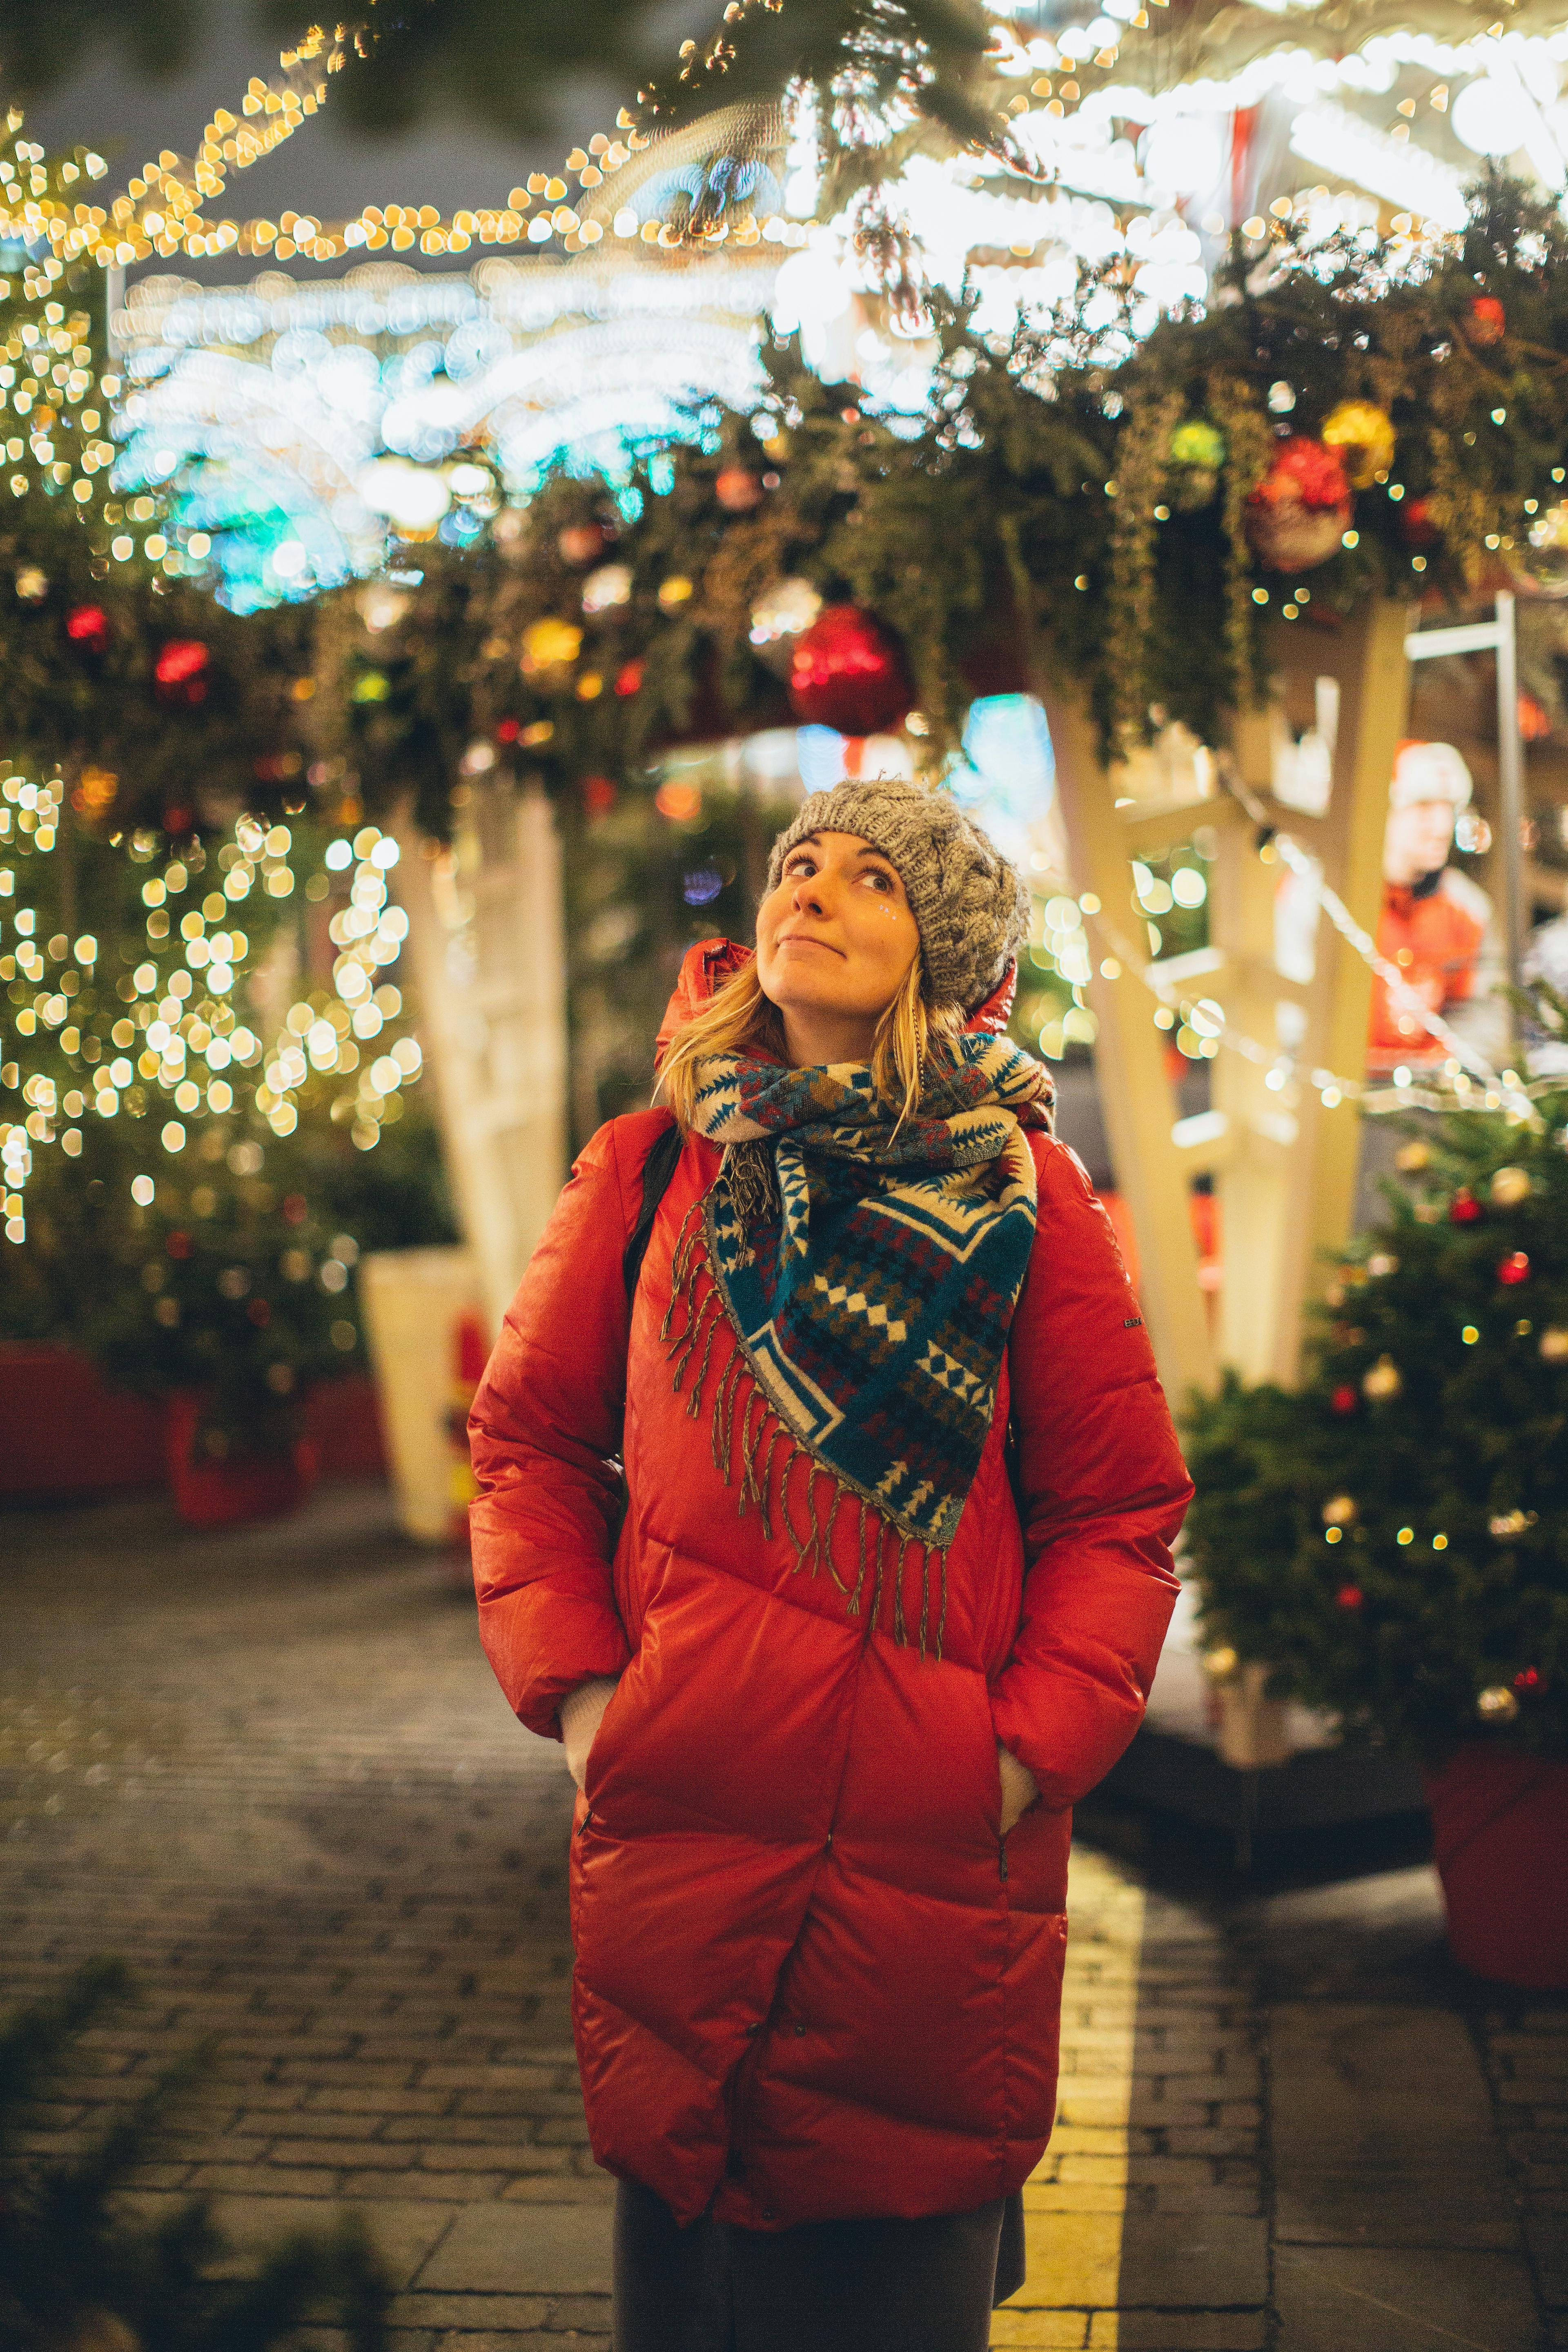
[765,777,1031,1014]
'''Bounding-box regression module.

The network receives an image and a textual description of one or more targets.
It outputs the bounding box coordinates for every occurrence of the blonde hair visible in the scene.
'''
[658,954,964,1136]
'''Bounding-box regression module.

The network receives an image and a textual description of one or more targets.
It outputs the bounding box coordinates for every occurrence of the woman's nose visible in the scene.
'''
[792,873,830,913]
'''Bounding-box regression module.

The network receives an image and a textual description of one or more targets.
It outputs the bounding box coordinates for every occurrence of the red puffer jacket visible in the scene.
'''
[469,942,1190,2232]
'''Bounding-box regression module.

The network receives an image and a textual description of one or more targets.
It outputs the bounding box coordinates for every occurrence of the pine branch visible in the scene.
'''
[0,1958,131,2163]
[0,1965,394,2350]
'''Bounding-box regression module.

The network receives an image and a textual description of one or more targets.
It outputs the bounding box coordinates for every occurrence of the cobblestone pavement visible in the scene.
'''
[2,1486,1562,2350]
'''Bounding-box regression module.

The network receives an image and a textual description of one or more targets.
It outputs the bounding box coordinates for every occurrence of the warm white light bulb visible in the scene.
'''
[1451,76,1528,157]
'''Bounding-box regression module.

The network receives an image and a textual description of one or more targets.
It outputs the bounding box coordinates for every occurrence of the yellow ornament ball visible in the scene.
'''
[1202,1645,1239,1682]
[1322,1494,1359,1526]
[1490,1165,1532,1207]
[1322,399,1396,490]
[520,616,583,674]
[1362,1354,1403,1400]
[1394,1141,1430,1174]
[1540,1326,1568,1363]
[1476,1684,1521,1724]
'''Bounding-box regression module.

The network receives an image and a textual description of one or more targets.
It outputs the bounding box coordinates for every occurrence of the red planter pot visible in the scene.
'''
[0,1344,164,1499]
[165,1394,319,1530]
[1425,1744,1568,1991]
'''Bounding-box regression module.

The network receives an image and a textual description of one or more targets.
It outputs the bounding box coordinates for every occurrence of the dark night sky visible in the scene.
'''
[17,1,652,281]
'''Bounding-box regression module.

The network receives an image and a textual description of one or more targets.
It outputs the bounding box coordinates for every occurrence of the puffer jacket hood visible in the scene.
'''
[469,956,1187,2231]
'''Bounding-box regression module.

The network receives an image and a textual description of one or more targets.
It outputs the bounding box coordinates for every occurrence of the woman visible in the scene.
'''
[470,777,1190,2351]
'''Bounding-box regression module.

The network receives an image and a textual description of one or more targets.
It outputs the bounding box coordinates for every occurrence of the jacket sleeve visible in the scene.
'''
[468,1118,639,1739]
[990,1138,1191,1807]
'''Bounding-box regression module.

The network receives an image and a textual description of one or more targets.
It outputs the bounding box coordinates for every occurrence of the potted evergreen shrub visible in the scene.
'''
[1184,998,1568,1987]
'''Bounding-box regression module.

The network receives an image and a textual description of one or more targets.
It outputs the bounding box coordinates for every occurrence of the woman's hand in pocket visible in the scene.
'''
[997,1742,1039,1837]
[560,1677,619,1791]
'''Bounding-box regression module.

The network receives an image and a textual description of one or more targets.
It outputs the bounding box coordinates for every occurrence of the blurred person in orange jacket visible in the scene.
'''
[1368,739,1506,1075]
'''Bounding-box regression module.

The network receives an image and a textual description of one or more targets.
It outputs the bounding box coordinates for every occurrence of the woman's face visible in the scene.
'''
[755,830,920,1040]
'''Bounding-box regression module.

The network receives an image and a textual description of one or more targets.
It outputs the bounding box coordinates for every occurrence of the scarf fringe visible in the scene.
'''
[659,1204,949,1661]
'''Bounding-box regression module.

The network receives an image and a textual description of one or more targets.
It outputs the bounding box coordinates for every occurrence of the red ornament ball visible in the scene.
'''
[66,603,110,653]
[1244,437,1352,571]
[1450,1187,1482,1224]
[715,465,763,514]
[1468,294,1506,346]
[557,522,607,566]
[615,659,645,698]
[581,774,617,818]
[1497,1250,1530,1285]
[787,603,912,737]
[1330,1384,1359,1416]
[1335,1584,1364,1611]
[1265,436,1352,510]
[154,638,209,703]
[1401,496,1439,550]
[1515,1666,1541,1691]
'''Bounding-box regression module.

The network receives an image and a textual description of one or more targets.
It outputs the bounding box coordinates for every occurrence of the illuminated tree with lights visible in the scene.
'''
[1185,1020,1568,1762]
[2,782,452,1459]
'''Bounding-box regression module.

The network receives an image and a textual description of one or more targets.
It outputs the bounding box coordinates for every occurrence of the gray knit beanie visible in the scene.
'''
[764,777,1031,1013]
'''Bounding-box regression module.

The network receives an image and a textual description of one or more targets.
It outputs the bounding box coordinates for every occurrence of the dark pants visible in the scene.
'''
[612,2179,1026,2352]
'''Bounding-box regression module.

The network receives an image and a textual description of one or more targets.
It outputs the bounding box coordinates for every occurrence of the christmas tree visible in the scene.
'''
[2,788,454,1461]
[1186,1002,1568,1762]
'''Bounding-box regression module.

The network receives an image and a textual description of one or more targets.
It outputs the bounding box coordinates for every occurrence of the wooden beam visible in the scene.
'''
[393,781,568,1336]
[1041,682,1216,1406]
[1119,797,1245,862]
[1237,601,1414,1381]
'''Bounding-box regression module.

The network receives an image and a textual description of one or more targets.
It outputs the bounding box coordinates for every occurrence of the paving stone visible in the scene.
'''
[416,2201,613,2294]
[1114,2216,1269,2309]
[1526,2211,1568,2304]
[987,2313,1091,2348]
[1273,2244,1542,2352]
[1274,2171,1522,2251]
[1089,2317,1266,2350]
[391,2301,553,2328]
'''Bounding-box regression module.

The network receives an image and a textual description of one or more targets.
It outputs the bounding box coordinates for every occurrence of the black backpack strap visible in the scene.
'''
[622,1117,684,1305]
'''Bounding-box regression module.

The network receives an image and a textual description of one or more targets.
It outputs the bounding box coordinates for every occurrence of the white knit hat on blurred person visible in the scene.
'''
[1390,739,1472,810]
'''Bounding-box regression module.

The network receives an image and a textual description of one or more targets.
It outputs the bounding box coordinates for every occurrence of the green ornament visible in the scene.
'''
[1169,419,1226,512]
[1170,419,1226,472]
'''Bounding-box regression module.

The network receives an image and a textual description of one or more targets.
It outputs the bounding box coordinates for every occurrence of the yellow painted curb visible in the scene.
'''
[991,1847,1144,2352]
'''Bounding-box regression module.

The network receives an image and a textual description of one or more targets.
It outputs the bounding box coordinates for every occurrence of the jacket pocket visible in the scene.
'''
[581,1662,634,1810]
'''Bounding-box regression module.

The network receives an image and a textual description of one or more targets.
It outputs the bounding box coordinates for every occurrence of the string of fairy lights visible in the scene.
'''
[7,2,1559,285]
[0,785,425,1245]
[1057,764,1546,1137]
[0,15,797,274]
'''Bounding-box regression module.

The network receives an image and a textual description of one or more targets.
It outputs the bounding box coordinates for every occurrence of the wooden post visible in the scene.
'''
[1040,682,1217,1409]
[1237,601,1412,1381]
[393,779,568,1336]
[1207,780,1301,1385]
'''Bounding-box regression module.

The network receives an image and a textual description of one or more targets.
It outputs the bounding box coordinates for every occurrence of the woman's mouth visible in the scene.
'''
[777,934,843,957]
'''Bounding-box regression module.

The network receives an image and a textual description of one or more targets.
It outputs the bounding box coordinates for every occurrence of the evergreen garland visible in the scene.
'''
[1186,993,1568,1764]
[306,172,1568,815]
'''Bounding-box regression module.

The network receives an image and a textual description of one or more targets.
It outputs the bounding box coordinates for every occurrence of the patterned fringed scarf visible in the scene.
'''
[660,1038,1054,1658]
